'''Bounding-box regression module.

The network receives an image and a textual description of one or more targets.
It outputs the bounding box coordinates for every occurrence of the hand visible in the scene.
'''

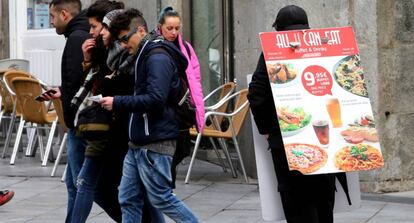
[82,38,96,62]
[100,97,114,111]
[41,88,61,101]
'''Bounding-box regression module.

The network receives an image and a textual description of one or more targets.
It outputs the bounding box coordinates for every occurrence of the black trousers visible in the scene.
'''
[97,136,154,223]
[279,186,335,223]
[268,134,336,223]
[171,129,191,189]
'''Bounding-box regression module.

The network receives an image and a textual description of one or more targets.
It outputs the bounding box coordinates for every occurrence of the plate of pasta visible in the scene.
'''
[333,55,368,97]
[334,143,384,171]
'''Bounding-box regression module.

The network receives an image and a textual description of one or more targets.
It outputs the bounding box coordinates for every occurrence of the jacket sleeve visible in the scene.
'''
[183,41,205,131]
[247,53,281,135]
[63,34,88,100]
[112,53,176,113]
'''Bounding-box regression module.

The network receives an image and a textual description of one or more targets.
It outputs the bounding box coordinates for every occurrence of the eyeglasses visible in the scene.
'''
[119,27,138,43]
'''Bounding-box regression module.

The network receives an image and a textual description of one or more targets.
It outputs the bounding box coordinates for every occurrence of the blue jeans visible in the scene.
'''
[71,153,128,223]
[71,156,103,223]
[65,129,87,223]
[119,148,198,223]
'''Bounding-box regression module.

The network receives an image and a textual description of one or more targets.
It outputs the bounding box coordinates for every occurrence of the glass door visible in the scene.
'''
[191,0,233,103]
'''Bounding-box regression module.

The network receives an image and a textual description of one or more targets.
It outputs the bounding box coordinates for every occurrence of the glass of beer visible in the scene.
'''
[312,120,329,146]
[326,98,343,128]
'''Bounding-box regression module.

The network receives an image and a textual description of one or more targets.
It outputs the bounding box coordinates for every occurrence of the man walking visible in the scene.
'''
[46,1,89,222]
[100,9,198,223]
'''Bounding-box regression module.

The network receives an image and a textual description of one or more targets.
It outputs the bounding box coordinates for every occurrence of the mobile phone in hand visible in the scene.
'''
[35,95,46,102]
[44,89,57,96]
[34,89,57,102]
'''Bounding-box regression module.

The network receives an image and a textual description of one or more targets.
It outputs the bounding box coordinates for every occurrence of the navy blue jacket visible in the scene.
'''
[113,40,187,146]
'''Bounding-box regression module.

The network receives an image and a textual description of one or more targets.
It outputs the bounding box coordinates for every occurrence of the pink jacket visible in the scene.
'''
[178,34,205,132]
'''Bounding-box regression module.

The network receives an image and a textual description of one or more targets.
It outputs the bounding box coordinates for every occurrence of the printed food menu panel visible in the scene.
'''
[259,26,383,174]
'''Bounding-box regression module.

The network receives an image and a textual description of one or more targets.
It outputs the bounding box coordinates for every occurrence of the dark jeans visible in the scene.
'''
[71,156,122,223]
[65,129,87,223]
[66,131,122,223]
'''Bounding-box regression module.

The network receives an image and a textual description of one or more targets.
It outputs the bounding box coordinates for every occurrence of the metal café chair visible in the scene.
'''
[1,71,33,159]
[10,77,58,165]
[186,89,250,184]
[188,82,236,174]
[50,98,68,177]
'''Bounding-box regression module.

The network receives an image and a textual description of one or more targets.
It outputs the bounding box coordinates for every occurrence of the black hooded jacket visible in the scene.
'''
[60,10,90,128]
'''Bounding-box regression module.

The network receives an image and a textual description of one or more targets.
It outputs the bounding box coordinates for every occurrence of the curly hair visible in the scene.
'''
[109,8,147,38]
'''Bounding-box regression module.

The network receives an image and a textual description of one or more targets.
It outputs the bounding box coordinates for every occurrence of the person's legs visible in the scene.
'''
[92,141,123,222]
[143,192,166,223]
[70,156,103,223]
[94,179,123,223]
[65,129,86,223]
[171,129,191,189]
[280,190,318,223]
[139,149,197,223]
[118,149,146,223]
[315,176,335,223]
[279,174,335,223]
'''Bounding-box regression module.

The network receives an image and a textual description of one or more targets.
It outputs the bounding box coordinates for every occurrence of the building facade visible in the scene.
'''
[0,0,413,193]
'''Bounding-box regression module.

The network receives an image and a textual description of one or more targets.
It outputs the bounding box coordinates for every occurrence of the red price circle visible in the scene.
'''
[301,65,333,96]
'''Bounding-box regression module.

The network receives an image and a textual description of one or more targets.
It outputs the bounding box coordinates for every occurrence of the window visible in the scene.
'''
[27,0,52,30]
[191,0,233,102]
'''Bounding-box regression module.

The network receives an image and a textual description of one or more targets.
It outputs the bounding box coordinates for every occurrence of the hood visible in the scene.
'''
[144,40,188,74]
[273,5,310,31]
[64,10,90,38]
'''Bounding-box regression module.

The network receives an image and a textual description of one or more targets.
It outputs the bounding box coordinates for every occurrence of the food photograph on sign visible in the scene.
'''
[266,62,298,86]
[259,27,384,175]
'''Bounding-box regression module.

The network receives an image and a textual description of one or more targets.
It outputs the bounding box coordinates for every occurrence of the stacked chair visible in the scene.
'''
[0,59,30,157]
[0,59,62,168]
[0,70,32,159]
[9,75,58,165]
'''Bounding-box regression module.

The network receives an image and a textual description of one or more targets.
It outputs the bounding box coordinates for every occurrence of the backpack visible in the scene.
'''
[144,46,197,130]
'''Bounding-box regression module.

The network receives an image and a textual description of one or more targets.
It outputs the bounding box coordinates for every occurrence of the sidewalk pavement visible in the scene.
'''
[0,155,414,222]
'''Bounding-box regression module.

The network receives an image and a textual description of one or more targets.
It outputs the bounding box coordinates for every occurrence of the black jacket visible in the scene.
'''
[60,10,90,128]
[248,53,282,136]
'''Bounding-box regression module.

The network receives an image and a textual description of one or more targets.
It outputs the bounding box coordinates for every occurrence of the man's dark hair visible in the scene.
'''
[86,0,124,22]
[109,8,147,38]
[49,0,82,16]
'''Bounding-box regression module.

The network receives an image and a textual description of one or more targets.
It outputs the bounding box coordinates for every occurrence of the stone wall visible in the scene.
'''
[361,0,414,193]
